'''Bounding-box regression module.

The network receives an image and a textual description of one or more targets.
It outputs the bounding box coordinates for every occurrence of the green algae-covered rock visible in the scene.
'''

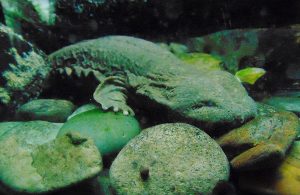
[0,121,102,194]
[264,96,300,115]
[110,123,229,195]
[187,29,260,73]
[30,133,102,191]
[218,111,299,171]
[58,109,141,156]
[16,99,76,122]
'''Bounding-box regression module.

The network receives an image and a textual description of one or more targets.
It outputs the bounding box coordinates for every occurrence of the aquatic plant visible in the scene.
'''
[235,67,266,85]
[0,0,56,33]
[3,48,50,91]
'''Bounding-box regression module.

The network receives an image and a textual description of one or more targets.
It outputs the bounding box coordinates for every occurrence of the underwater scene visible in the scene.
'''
[0,0,300,194]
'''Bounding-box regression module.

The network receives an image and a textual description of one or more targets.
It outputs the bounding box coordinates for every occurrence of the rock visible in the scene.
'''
[218,111,299,171]
[238,140,300,195]
[16,99,76,122]
[187,27,300,94]
[97,169,114,195]
[0,121,102,194]
[256,102,278,116]
[263,96,300,115]
[67,103,99,120]
[187,28,300,73]
[30,133,102,192]
[265,140,300,195]
[58,109,141,156]
[0,121,62,147]
[273,90,300,98]
[110,123,229,195]
[187,29,261,73]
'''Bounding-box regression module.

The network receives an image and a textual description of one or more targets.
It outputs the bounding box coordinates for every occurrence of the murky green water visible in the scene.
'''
[0,1,300,195]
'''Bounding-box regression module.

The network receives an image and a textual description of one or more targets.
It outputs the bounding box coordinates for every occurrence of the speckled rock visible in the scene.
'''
[67,103,99,120]
[16,99,76,122]
[218,111,299,171]
[110,123,230,195]
[0,121,62,147]
[58,109,141,156]
[256,102,278,116]
[0,121,102,194]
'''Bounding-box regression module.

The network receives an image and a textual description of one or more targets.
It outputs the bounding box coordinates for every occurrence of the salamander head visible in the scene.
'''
[169,71,257,129]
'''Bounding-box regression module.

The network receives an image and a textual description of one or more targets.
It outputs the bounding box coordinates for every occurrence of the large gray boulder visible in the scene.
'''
[110,123,229,195]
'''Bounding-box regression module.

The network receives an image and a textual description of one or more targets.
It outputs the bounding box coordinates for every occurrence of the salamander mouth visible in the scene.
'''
[190,100,218,110]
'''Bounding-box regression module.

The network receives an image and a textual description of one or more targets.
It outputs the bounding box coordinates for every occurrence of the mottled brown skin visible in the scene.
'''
[49,36,257,130]
[2,36,257,130]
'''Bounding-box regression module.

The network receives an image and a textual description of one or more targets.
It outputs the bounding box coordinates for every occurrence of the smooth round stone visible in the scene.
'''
[0,121,102,194]
[58,109,141,156]
[16,99,76,122]
[110,123,230,195]
[263,96,300,115]
[67,103,99,120]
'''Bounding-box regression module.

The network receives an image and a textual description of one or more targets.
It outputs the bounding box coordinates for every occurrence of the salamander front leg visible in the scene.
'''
[93,76,134,115]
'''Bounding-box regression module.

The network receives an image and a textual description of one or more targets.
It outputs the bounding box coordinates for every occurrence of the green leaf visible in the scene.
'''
[235,67,266,85]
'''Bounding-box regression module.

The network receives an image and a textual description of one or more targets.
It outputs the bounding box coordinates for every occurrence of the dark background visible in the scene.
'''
[1,0,300,53]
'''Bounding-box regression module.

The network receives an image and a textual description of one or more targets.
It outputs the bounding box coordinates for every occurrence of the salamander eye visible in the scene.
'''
[191,100,217,110]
